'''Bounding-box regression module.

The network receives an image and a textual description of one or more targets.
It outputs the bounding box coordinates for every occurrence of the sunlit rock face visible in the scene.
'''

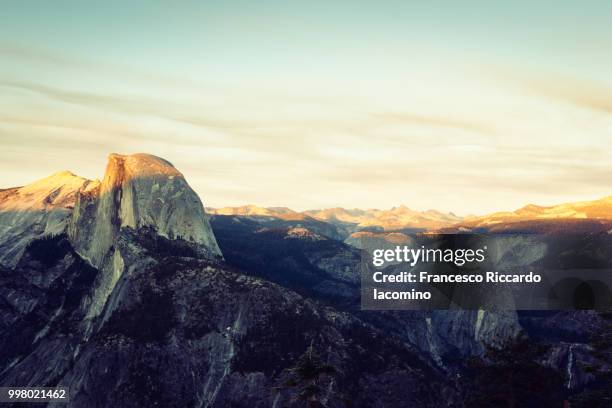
[0,171,94,268]
[66,153,222,317]
[2,153,611,405]
[1,153,222,318]
[0,177,450,407]
[69,153,221,267]
[0,154,221,270]
[448,197,612,234]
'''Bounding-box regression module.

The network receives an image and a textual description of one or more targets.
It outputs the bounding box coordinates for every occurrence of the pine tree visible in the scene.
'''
[275,341,340,408]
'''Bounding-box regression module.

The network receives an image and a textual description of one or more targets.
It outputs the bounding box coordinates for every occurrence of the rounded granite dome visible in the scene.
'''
[107,153,183,179]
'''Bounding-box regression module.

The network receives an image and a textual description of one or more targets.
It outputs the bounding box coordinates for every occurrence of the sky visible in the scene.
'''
[1,1,612,215]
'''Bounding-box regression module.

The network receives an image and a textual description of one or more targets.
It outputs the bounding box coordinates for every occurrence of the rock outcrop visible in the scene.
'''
[69,153,221,267]
[0,154,221,271]
[0,175,451,407]
[67,153,221,317]
[0,171,94,267]
[2,153,611,406]
[1,153,222,318]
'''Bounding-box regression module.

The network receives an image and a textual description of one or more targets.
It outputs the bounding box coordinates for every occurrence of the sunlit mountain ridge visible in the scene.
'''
[208,205,462,231]
[208,196,612,234]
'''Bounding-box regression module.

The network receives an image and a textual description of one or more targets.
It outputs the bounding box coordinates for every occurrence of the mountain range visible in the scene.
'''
[208,205,462,232]
[1,153,611,407]
[452,197,612,233]
[209,194,612,238]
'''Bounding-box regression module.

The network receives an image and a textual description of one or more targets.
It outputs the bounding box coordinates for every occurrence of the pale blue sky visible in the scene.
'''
[1,1,612,214]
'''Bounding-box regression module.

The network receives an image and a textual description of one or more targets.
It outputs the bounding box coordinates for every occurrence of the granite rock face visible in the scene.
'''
[0,225,451,408]
[210,215,525,368]
[0,153,221,271]
[66,153,221,317]
[69,153,221,268]
[0,171,93,268]
[2,154,610,406]
[0,155,454,407]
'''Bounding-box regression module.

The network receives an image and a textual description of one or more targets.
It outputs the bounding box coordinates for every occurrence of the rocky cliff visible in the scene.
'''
[66,153,221,317]
[69,153,221,267]
[0,171,93,268]
[1,154,610,406]
[1,153,221,320]
[0,155,453,407]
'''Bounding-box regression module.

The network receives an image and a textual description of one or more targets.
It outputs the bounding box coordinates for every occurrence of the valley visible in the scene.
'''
[0,153,610,407]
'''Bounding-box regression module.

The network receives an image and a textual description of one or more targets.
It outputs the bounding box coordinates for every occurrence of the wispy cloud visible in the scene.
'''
[2,42,612,215]
[1,80,132,110]
[0,42,209,91]
[371,112,494,134]
[533,79,612,115]
[500,69,612,115]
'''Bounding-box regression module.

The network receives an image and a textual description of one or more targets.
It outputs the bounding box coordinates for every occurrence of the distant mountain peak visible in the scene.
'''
[22,170,89,194]
[452,195,612,232]
[70,152,221,266]
[0,153,222,313]
[305,206,462,231]
[207,205,314,223]
[208,205,283,217]
[50,169,79,178]
[0,169,93,267]
[209,205,463,232]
